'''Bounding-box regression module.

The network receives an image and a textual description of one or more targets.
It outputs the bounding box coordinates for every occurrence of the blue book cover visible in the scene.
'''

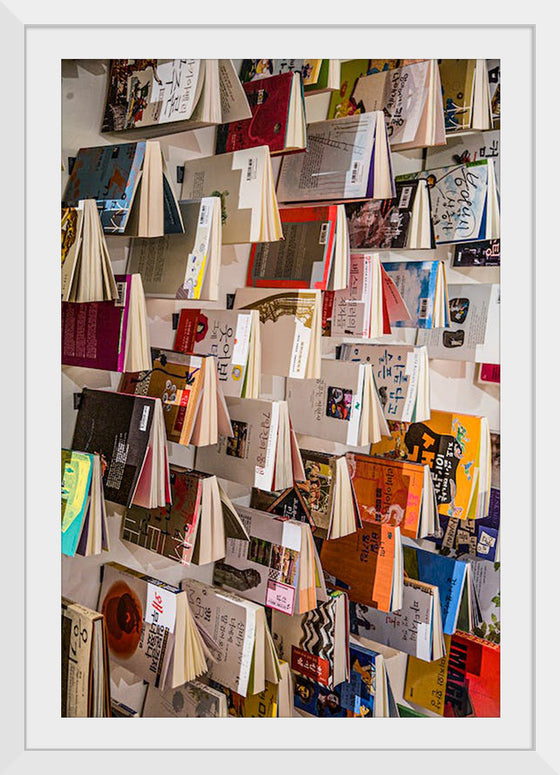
[382,260,444,329]
[61,449,94,557]
[404,545,468,635]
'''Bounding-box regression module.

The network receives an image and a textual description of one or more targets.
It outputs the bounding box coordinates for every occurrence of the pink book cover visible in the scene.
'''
[61,274,131,371]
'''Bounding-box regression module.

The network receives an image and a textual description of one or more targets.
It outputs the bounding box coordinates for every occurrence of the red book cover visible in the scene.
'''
[444,630,500,717]
[173,308,201,352]
[247,205,339,290]
[215,72,297,155]
[479,363,500,383]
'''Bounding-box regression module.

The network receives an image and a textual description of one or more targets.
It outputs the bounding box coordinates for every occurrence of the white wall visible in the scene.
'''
[61,60,499,707]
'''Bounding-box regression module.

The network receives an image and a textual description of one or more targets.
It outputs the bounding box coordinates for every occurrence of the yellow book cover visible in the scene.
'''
[223,680,279,718]
[370,410,485,520]
[403,634,452,716]
[439,59,476,131]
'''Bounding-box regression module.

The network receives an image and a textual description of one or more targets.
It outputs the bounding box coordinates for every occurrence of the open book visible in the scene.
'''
[61,449,108,558]
[439,59,493,133]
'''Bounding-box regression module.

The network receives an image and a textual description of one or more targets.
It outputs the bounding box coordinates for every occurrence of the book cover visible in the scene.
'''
[61,274,131,371]
[327,59,371,120]
[142,680,226,718]
[404,634,452,715]
[371,410,486,520]
[240,59,321,87]
[425,129,500,190]
[61,450,94,557]
[213,679,279,717]
[438,59,476,132]
[444,631,500,717]
[250,486,315,530]
[247,205,340,290]
[216,72,299,155]
[453,239,500,267]
[122,466,206,565]
[345,180,422,249]
[381,261,442,329]
[71,389,155,507]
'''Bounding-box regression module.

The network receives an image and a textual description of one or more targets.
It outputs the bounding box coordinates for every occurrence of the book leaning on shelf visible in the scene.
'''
[337,343,431,423]
[381,259,450,329]
[346,451,439,540]
[119,348,232,448]
[246,204,349,292]
[212,504,327,616]
[121,465,249,567]
[195,396,305,492]
[439,59,493,133]
[61,597,111,717]
[250,447,360,540]
[370,409,491,521]
[350,576,445,661]
[271,590,350,690]
[181,577,281,697]
[98,562,211,690]
[233,287,322,379]
[240,59,340,95]
[345,178,434,250]
[181,145,282,244]
[325,253,411,339]
[286,358,389,447]
[61,199,118,302]
[102,59,251,134]
[126,198,221,301]
[351,59,446,151]
[72,388,170,509]
[63,140,183,237]
[173,307,261,399]
[62,273,151,373]
[61,449,108,558]
[215,70,307,155]
[277,111,395,204]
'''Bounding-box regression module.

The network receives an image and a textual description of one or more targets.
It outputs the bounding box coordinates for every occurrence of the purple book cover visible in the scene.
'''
[61,274,131,372]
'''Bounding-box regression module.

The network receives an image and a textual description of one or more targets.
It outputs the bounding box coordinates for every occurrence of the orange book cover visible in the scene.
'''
[319,522,397,612]
[346,452,425,539]
[370,410,486,520]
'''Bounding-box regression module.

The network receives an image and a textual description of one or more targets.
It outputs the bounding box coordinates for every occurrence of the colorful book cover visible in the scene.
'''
[444,631,500,717]
[213,679,279,717]
[71,389,156,507]
[345,180,424,249]
[216,72,301,155]
[320,522,398,611]
[61,449,94,557]
[327,59,370,119]
[346,452,426,540]
[247,205,340,290]
[404,634,452,715]
[403,545,468,635]
[61,274,131,372]
[239,59,322,87]
[453,239,500,267]
[438,59,476,132]
[381,261,443,329]
[122,466,206,565]
[370,411,486,520]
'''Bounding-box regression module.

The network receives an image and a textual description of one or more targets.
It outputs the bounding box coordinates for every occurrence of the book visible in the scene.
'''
[61,200,118,302]
[271,590,349,689]
[286,359,389,447]
[98,562,210,689]
[102,59,251,133]
[444,630,500,717]
[381,260,450,329]
[327,59,372,120]
[294,641,395,717]
[181,578,281,696]
[345,452,438,540]
[345,178,434,250]
[141,680,228,718]
[487,60,500,129]
[416,283,500,362]
[62,140,183,237]
[276,112,396,204]
[240,59,340,95]
[337,343,431,423]
[419,159,500,244]
[61,597,111,717]
[470,558,500,645]
[173,308,261,399]
[195,396,305,492]
[320,521,403,612]
[210,659,294,717]
[213,504,326,616]
[126,198,221,300]
[327,253,410,339]
[121,465,249,567]
[61,449,108,558]
[350,576,445,661]
[233,287,322,379]
[119,348,232,448]
[351,60,446,151]
[439,59,492,133]
[246,205,349,291]
[216,71,307,156]
[453,239,500,267]
[479,363,500,384]
[71,388,170,509]
[62,274,151,373]
[403,544,471,636]
[181,145,282,244]
[425,129,500,190]
[370,410,491,521]
[403,634,452,715]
